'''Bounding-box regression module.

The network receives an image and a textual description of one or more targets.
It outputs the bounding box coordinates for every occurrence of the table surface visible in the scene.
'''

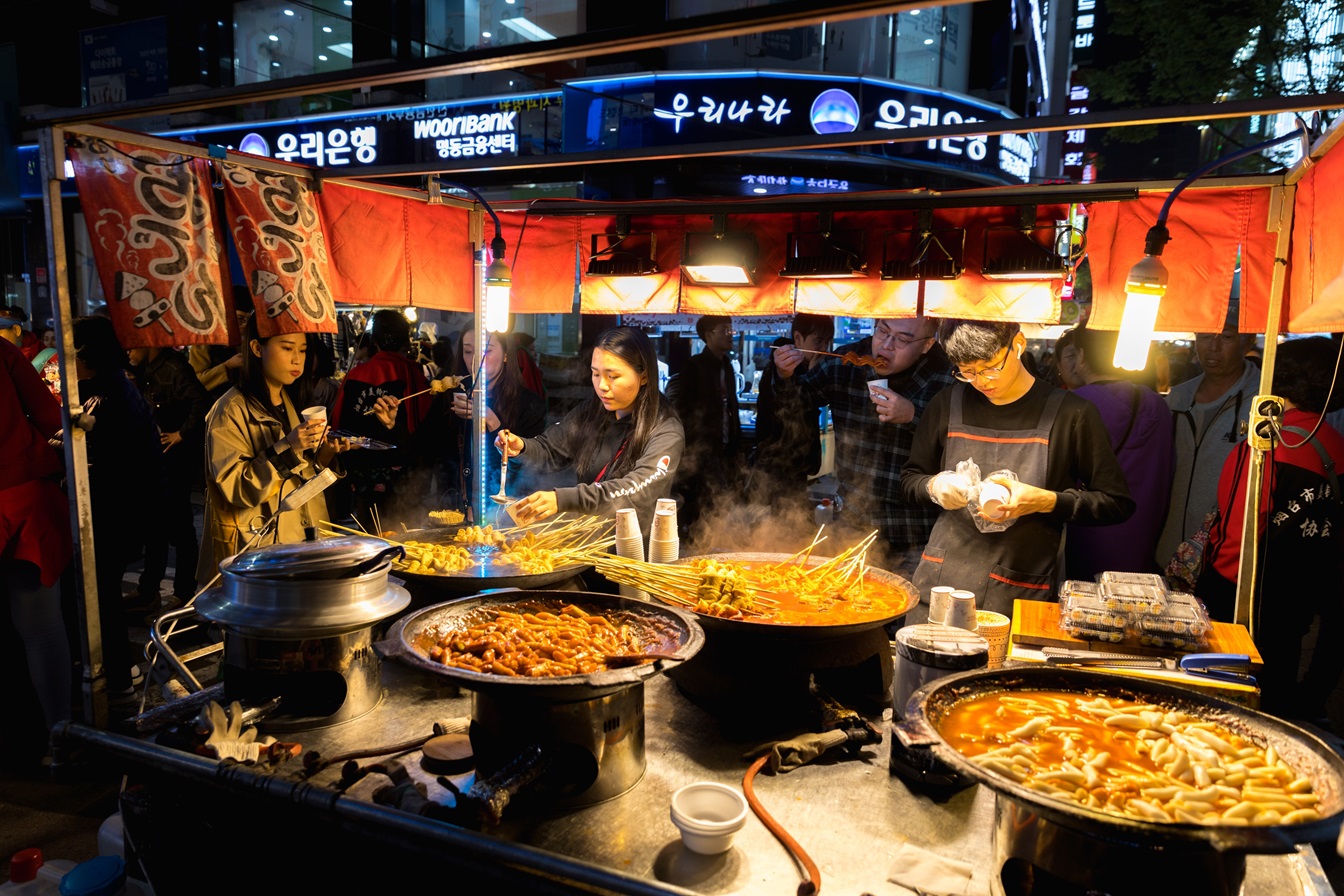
[266,652,1333,896]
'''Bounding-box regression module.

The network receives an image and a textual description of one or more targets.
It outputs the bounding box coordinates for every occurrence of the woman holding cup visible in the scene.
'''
[496,327,683,535]
[198,316,379,581]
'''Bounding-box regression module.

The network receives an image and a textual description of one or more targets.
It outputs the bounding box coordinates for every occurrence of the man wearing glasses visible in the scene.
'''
[901,319,1133,620]
[773,315,955,574]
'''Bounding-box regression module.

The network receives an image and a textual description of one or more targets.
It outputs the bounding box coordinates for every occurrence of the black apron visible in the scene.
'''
[910,384,1066,621]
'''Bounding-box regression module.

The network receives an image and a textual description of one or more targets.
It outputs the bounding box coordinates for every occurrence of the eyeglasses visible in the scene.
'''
[953,346,1012,383]
[873,325,932,348]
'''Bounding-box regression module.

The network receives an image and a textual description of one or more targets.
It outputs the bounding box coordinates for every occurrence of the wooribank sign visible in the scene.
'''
[565,71,1035,184]
[160,93,562,170]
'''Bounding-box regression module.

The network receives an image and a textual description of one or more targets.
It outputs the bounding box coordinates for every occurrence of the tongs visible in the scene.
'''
[1042,647,1257,685]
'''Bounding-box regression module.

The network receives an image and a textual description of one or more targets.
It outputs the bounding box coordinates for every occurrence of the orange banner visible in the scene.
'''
[1085,187,1277,333]
[67,136,234,348]
[317,182,471,310]
[221,162,337,336]
[1288,144,1344,332]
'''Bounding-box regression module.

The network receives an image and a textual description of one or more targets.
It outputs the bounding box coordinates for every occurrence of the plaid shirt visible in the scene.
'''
[787,336,955,548]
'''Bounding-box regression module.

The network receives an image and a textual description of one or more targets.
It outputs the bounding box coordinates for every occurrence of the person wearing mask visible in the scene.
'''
[126,343,212,616]
[71,315,166,697]
[438,330,546,515]
[1061,326,1174,581]
[1196,337,1344,720]
[772,316,955,574]
[0,336,71,765]
[497,326,683,536]
[198,316,370,583]
[901,319,1134,620]
[749,314,834,502]
[329,309,432,522]
[1154,312,1260,572]
[669,315,742,544]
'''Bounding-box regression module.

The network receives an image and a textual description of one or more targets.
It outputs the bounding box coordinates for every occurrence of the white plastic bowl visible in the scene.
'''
[669,781,749,855]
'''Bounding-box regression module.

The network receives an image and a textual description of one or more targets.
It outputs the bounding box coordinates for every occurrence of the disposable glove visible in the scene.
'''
[927,471,972,510]
[744,729,850,773]
[201,700,277,763]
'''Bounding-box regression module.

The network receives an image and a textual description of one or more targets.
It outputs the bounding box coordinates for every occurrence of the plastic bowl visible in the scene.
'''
[669,781,749,854]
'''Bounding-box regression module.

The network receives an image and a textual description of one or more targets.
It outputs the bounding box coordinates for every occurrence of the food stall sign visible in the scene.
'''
[79,17,169,106]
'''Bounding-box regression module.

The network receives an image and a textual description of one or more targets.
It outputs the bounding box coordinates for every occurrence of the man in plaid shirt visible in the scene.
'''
[773,317,954,573]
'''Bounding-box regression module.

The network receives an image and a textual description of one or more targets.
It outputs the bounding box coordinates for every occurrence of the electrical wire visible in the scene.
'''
[1268,335,1344,449]
[742,754,820,896]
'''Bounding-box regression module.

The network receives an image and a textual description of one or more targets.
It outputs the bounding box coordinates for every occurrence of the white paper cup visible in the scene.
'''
[979,481,1010,519]
[615,508,643,542]
[670,782,748,855]
[976,610,1011,667]
[946,590,979,631]
[649,537,680,564]
[616,535,646,560]
[656,498,678,515]
[301,406,328,425]
[867,378,889,396]
[651,509,677,541]
[928,586,956,625]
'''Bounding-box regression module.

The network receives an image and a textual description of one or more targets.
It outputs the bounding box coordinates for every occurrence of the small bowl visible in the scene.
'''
[670,782,749,855]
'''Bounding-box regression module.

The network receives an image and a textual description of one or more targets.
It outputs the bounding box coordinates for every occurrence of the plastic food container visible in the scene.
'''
[1097,571,1169,615]
[669,782,749,854]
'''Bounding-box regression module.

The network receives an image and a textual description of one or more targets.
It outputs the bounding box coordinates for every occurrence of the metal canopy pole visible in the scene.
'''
[469,206,490,526]
[37,125,109,726]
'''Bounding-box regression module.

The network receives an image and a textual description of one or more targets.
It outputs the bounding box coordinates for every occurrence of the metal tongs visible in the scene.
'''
[1042,647,1257,685]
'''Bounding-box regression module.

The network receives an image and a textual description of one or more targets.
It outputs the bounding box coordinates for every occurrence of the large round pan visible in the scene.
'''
[391,527,592,594]
[658,551,918,640]
[381,589,705,700]
[895,664,1344,854]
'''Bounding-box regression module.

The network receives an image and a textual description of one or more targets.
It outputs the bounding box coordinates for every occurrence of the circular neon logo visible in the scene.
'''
[810,89,859,134]
[237,133,270,156]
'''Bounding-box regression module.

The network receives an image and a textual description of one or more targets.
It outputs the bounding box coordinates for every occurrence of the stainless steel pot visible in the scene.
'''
[893,665,1344,896]
[154,535,413,729]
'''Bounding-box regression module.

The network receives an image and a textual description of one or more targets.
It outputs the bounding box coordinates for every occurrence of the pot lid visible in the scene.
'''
[222,535,402,579]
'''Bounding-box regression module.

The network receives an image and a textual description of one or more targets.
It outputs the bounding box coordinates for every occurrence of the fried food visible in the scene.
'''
[428,509,465,525]
[841,351,881,368]
[400,540,474,574]
[430,376,463,393]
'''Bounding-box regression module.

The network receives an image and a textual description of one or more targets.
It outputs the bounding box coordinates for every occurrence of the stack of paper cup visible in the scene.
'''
[614,509,649,601]
[649,509,679,564]
[975,610,1011,667]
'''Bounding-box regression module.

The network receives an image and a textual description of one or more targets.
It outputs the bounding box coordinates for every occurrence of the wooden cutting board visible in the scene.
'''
[1010,600,1263,668]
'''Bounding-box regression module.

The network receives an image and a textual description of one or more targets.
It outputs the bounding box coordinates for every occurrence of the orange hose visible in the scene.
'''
[742,754,820,896]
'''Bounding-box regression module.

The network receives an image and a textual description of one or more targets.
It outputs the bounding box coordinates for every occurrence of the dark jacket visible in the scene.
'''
[669,349,741,476]
[131,348,212,487]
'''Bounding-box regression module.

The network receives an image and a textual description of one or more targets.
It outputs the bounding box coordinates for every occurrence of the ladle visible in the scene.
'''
[491,429,512,504]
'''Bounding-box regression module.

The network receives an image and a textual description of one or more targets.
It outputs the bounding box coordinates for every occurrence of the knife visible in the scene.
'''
[1041,648,1256,685]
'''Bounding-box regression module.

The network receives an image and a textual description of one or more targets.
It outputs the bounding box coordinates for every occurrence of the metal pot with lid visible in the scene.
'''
[161,535,413,731]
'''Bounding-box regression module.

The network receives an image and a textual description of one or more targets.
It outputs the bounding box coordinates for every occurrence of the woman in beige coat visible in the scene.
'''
[197,315,393,584]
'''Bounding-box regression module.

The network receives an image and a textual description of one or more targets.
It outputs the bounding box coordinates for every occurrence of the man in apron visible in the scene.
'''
[900,320,1134,622]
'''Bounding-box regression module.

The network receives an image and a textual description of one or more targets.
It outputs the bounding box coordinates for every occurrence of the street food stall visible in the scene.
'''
[28,18,1344,890]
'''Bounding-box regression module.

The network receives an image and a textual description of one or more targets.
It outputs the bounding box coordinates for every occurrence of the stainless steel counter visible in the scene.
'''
[61,649,1336,896]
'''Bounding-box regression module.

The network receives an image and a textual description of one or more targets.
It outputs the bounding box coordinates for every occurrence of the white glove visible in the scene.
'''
[927,471,972,510]
[201,700,276,763]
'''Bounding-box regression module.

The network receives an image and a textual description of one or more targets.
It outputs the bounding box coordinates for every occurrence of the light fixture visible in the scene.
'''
[681,215,757,286]
[1112,125,1310,371]
[403,305,418,323]
[501,16,556,41]
[981,206,1074,280]
[881,211,965,280]
[1114,252,1168,370]
[779,213,867,279]
[586,217,658,277]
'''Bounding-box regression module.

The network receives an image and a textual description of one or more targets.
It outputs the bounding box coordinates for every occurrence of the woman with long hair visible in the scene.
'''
[198,316,386,582]
[497,326,683,533]
[437,330,546,513]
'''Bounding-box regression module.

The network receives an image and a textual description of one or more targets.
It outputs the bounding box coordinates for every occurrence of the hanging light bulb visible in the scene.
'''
[402,305,418,323]
[1114,254,1168,371]
[483,244,512,333]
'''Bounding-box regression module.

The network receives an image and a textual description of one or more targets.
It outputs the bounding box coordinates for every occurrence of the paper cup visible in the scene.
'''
[301,406,328,425]
[979,481,1010,519]
[976,610,1011,667]
[928,586,956,626]
[867,378,889,396]
[946,590,978,631]
[651,509,677,541]
[615,508,643,542]
[656,498,678,515]
[649,537,680,564]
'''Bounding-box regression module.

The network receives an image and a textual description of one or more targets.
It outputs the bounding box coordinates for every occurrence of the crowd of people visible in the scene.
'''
[3,297,1343,770]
